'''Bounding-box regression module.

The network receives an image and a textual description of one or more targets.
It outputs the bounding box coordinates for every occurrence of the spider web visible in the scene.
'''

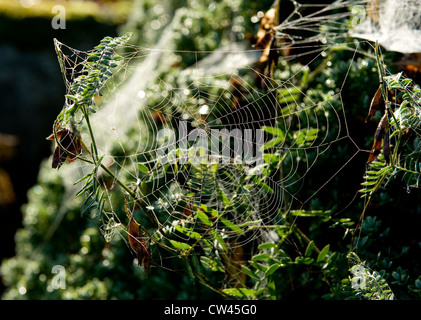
[50,0,416,292]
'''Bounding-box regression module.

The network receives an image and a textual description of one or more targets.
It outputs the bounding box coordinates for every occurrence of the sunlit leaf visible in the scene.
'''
[220,217,243,234]
[137,163,149,173]
[169,240,192,250]
[196,208,212,226]
[317,244,330,263]
[251,253,271,261]
[222,288,257,297]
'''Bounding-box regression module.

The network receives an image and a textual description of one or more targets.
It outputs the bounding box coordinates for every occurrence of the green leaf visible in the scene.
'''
[201,256,222,272]
[220,217,243,234]
[80,197,98,217]
[291,210,316,217]
[361,180,379,186]
[222,288,257,297]
[251,253,271,261]
[264,135,285,150]
[258,242,277,250]
[137,163,149,173]
[216,186,230,206]
[305,240,315,257]
[241,265,259,281]
[278,87,301,105]
[264,153,280,165]
[317,244,330,263]
[265,263,281,276]
[88,55,100,62]
[211,230,227,251]
[174,225,201,239]
[196,209,212,226]
[169,240,191,250]
[65,94,77,101]
[238,219,263,229]
[262,126,285,138]
[295,256,314,265]
[76,175,95,198]
[74,172,93,186]
[249,261,268,272]
[254,177,274,194]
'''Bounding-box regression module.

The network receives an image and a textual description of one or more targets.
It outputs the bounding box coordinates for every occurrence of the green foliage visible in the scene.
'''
[360,70,421,197]
[0,165,218,299]
[348,253,395,300]
[353,60,421,300]
[56,33,132,126]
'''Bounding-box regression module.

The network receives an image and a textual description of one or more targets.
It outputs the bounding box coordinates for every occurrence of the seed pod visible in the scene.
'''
[366,84,385,123]
[367,113,388,163]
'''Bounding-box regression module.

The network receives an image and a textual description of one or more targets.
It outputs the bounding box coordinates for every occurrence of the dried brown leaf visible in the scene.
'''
[47,128,82,169]
[367,113,388,163]
[366,84,384,122]
[127,210,151,276]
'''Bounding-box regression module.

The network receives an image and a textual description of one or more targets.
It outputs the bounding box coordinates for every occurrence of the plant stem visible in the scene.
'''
[98,163,133,196]
[82,105,99,164]
[375,41,401,167]
[393,164,421,176]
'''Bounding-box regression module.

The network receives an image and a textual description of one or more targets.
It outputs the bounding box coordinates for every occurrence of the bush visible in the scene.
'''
[2,0,421,300]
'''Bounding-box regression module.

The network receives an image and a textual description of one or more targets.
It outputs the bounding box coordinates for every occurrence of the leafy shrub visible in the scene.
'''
[2,0,421,300]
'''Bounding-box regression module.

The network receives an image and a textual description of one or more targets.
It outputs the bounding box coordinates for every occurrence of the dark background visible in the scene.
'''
[0,1,122,296]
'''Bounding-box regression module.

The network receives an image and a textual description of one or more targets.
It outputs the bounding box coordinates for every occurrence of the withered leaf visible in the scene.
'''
[152,110,167,125]
[367,113,388,163]
[128,214,151,276]
[47,128,82,169]
[255,8,276,51]
[229,77,246,109]
[258,31,279,90]
[366,84,385,122]
[254,8,279,91]
[182,202,193,219]
[265,34,279,77]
